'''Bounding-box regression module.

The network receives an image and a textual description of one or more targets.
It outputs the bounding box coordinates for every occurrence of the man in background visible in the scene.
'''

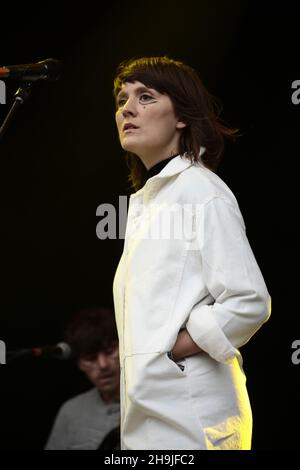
[45,307,120,450]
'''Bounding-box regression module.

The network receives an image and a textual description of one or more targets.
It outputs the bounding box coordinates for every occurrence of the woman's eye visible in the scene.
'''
[140,94,153,102]
[116,94,154,109]
[117,98,126,107]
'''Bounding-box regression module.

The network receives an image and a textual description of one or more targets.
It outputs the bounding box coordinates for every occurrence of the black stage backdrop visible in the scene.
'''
[0,0,299,450]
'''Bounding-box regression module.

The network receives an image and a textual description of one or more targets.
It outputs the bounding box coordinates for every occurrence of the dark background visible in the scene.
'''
[0,0,299,449]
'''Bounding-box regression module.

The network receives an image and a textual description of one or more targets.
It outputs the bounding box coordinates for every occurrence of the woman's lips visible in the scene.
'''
[124,127,139,133]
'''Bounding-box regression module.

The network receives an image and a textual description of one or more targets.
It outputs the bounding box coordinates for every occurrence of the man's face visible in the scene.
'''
[78,344,120,399]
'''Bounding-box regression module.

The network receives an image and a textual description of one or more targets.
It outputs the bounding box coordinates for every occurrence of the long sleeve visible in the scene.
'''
[186,196,271,364]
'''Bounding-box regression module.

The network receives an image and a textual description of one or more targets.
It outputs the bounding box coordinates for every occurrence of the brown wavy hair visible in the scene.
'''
[113,56,239,191]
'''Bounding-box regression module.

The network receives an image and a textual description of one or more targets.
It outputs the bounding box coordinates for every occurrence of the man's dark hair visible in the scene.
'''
[64,307,118,361]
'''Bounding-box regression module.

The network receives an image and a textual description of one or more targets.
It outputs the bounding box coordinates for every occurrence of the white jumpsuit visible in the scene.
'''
[113,152,271,450]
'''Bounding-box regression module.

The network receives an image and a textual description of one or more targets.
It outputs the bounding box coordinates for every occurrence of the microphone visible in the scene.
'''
[30,342,72,359]
[7,342,72,361]
[0,58,62,81]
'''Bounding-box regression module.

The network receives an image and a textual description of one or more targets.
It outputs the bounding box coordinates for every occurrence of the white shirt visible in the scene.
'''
[113,151,271,450]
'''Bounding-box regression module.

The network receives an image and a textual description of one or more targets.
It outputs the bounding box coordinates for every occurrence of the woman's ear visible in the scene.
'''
[176,120,187,129]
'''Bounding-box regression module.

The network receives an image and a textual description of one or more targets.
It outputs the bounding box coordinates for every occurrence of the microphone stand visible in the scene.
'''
[6,349,32,362]
[0,81,32,141]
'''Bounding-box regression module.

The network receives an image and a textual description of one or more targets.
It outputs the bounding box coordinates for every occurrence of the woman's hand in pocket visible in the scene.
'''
[171,329,202,362]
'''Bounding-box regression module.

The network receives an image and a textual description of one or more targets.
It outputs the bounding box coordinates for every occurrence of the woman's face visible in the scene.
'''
[115,80,186,168]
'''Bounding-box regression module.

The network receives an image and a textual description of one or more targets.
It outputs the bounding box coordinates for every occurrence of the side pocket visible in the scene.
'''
[166,351,186,373]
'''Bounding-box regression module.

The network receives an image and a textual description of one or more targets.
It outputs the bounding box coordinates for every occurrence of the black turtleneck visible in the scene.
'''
[144,154,179,184]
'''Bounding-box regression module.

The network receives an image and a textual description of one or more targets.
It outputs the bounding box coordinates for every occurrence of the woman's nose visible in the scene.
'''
[122,98,137,118]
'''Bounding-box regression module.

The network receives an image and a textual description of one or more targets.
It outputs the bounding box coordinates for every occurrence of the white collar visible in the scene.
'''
[130,147,206,199]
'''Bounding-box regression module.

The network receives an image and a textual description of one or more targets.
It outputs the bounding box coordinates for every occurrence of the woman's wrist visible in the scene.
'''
[171,329,202,362]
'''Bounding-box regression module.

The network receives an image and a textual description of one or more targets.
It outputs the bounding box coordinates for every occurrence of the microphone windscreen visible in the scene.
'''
[56,342,72,359]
